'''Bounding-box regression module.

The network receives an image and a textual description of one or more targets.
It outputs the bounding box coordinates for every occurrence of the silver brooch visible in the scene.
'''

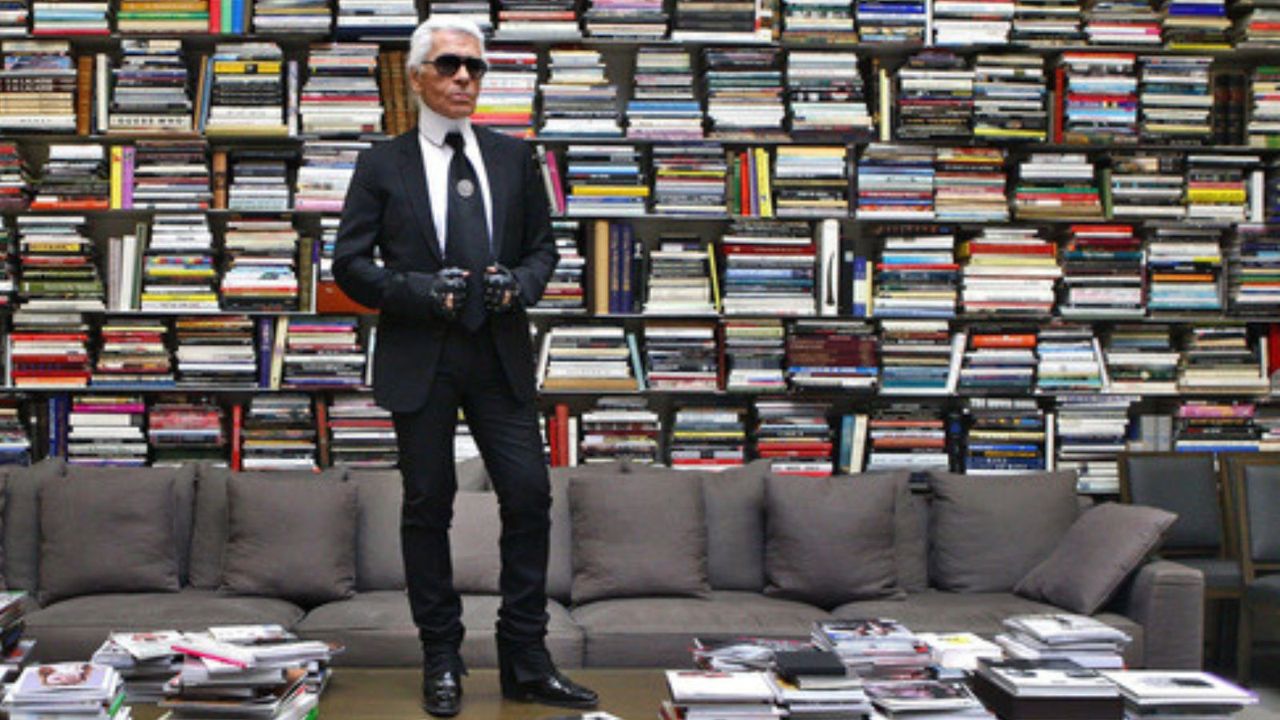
[457,179,475,198]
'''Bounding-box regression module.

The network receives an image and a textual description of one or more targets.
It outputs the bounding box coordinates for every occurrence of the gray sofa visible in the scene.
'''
[1,458,1204,670]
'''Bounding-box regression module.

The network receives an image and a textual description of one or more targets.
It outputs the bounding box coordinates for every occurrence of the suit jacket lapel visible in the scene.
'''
[395,131,444,266]
[475,127,508,262]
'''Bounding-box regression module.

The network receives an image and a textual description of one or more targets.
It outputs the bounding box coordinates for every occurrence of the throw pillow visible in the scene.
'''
[569,473,709,605]
[221,474,358,606]
[764,474,900,608]
[928,470,1080,593]
[39,471,179,604]
[1015,503,1176,614]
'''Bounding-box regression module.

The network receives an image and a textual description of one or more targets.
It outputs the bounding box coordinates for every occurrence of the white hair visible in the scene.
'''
[406,16,486,73]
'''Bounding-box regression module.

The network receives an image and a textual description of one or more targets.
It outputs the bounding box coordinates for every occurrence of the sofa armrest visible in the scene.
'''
[1117,560,1204,669]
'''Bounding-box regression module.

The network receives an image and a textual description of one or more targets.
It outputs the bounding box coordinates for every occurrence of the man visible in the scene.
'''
[332,16,597,717]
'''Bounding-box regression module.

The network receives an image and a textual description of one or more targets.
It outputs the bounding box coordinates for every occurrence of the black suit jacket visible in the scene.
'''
[332,128,557,412]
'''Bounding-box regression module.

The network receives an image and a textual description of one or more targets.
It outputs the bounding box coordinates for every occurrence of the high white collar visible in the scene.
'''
[417,102,472,148]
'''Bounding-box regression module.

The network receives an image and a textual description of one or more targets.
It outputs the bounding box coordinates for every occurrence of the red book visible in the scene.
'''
[555,404,570,467]
[231,403,243,471]
[1052,66,1065,144]
[971,334,1037,349]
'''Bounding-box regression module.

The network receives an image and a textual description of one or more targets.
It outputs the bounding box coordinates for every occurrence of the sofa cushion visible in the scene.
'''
[927,470,1079,593]
[4,460,65,592]
[352,471,404,592]
[451,493,501,594]
[547,472,572,604]
[1016,503,1176,614]
[570,591,830,667]
[0,473,8,588]
[702,460,768,592]
[40,470,180,604]
[24,589,304,662]
[764,474,900,608]
[569,473,709,605]
[896,490,929,593]
[295,591,583,668]
[222,473,358,607]
[456,457,490,492]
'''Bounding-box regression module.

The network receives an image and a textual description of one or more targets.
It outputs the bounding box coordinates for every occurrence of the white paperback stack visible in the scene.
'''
[1102,670,1258,719]
[769,675,873,720]
[811,619,932,679]
[995,613,1131,669]
[916,632,1002,671]
[663,670,783,720]
[1,663,129,719]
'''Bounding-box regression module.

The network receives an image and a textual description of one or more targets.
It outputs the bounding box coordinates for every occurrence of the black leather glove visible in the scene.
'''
[427,267,469,321]
[483,264,521,314]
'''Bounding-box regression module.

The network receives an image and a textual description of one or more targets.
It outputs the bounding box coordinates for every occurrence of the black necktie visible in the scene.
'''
[444,131,491,331]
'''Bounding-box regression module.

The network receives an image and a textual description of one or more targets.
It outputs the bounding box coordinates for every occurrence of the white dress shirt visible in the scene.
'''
[416,104,495,257]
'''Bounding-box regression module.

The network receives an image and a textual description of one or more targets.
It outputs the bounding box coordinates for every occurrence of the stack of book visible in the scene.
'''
[1145,225,1224,312]
[539,324,641,392]
[856,0,927,42]
[147,399,226,465]
[299,43,381,137]
[1179,325,1268,392]
[129,140,211,210]
[252,0,330,34]
[220,218,300,311]
[0,2,28,36]
[1107,153,1185,218]
[202,43,289,137]
[16,214,106,312]
[773,146,848,218]
[29,144,109,211]
[240,394,317,471]
[539,48,621,138]
[644,237,716,315]
[933,147,1008,222]
[0,664,126,719]
[0,225,13,305]
[1247,65,1280,147]
[1013,0,1085,44]
[0,404,32,465]
[583,0,667,38]
[865,680,991,719]
[668,406,747,469]
[334,0,416,40]
[0,143,24,212]
[895,51,973,141]
[227,149,292,212]
[643,321,719,391]
[873,230,959,319]
[92,630,184,703]
[663,670,778,720]
[67,394,148,466]
[1229,224,1280,313]
[996,614,1131,669]
[294,141,367,212]
[972,53,1047,142]
[1058,224,1146,318]
[93,318,174,388]
[1184,154,1257,221]
[878,320,956,393]
[865,405,951,473]
[564,145,648,216]
[625,47,702,141]
[493,0,579,41]
[1056,395,1134,493]
[856,144,935,220]
[160,631,328,719]
[1105,323,1179,393]
[116,0,207,32]
[720,221,816,316]
[785,51,872,141]
[652,145,727,216]
[973,658,1122,720]
[1138,55,1212,143]
[141,214,218,312]
[672,0,770,41]
[326,393,395,468]
[811,619,931,679]
[1103,671,1257,719]
[108,40,193,134]
[1174,400,1260,451]
[578,397,660,464]
[754,400,834,476]
[1014,153,1103,220]
[474,46,537,137]
[1060,52,1139,145]
[781,0,856,43]
[9,310,91,387]
[960,326,1040,391]
[1161,0,1229,47]
[1035,324,1105,392]
[1083,0,1162,44]
[0,40,76,133]
[173,316,257,386]
[962,397,1048,472]
[932,0,1013,44]
[535,220,585,312]
[282,316,365,389]
[723,318,787,392]
[785,320,878,390]
[703,47,787,140]
[31,0,109,34]
[960,228,1060,316]
[917,633,1002,671]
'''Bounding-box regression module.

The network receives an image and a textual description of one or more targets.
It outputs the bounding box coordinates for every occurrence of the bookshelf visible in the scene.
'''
[2,0,1280,493]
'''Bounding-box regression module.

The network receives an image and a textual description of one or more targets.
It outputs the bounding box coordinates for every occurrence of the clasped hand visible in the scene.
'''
[427,266,521,320]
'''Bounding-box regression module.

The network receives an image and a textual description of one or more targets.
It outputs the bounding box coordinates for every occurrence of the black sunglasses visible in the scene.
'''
[423,54,488,79]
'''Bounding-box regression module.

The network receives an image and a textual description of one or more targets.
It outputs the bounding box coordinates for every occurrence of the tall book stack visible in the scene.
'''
[1105,323,1179,393]
[29,144,109,210]
[1247,65,1280,148]
[0,1,29,36]
[16,214,106,312]
[866,404,951,473]
[227,149,292,211]
[856,144,935,220]
[785,320,878,390]
[1173,400,1259,451]
[474,46,537,137]
[578,396,660,463]
[932,0,1013,44]
[281,316,365,389]
[722,317,786,392]
[1228,224,1280,313]
[785,51,872,141]
[934,148,1008,222]
[0,41,76,133]
[781,0,856,43]
[92,318,175,387]
[959,325,1039,393]
[173,315,257,386]
[141,214,218,312]
[299,43,382,138]
[720,220,816,315]
[671,0,768,42]
[67,395,147,466]
[1014,153,1103,220]
[668,406,746,469]
[31,0,110,34]
[856,0,927,41]
[148,399,226,465]
[493,0,580,41]
[565,145,648,216]
[326,393,395,468]
[626,47,702,141]
[962,397,1048,473]
[1107,152,1185,218]
[108,40,193,134]
[583,0,668,38]
[703,47,787,140]
[973,54,1047,143]
[534,219,585,312]
[252,0,331,34]
[1178,325,1268,392]
[643,321,719,391]
[431,1,492,32]
[9,310,91,387]
[960,228,1061,316]
[1035,324,1105,392]
[753,400,834,477]
[1160,0,1228,47]
[220,218,300,311]
[130,140,212,210]
[1138,56,1212,143]
[539,48,622,138]
[335,0,416,41]
[538,324,641,392]
[1184,154,1256,221]
[1058,224,1146,318]
[772,146,848,218]
[116,0,207,32]
[1059,52,1139,145]
[0,143,24,211]
[1083,0,1162,44]
[1012,0,1085,44]
[872,230,959,319]
[895,50,973,141]
[644,236,716,315]
[202,43,289,137]
[1145,225,1224,312]
[652,145,727,216]
[0,403,31,465]
[239,394,317,470]
[1056,395,1134,494]
[1239,3,1280,46]
[295,141,368,212]
[879,320,956,393]
[0,225,15,304]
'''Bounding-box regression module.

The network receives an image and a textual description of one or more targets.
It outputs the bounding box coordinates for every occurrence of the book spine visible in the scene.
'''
[75,54,93,136]
[121,145,135,210]
[109,145,124,209]
[256,316,273,388]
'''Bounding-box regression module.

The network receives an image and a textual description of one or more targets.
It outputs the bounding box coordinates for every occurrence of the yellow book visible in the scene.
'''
[213,60,282,74]
[109,145,123,210]
[754,147,772,218]
[592,219,610,316]
[570,186,650,197]
[269,316,289,390]
[1187,189,1246,203]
